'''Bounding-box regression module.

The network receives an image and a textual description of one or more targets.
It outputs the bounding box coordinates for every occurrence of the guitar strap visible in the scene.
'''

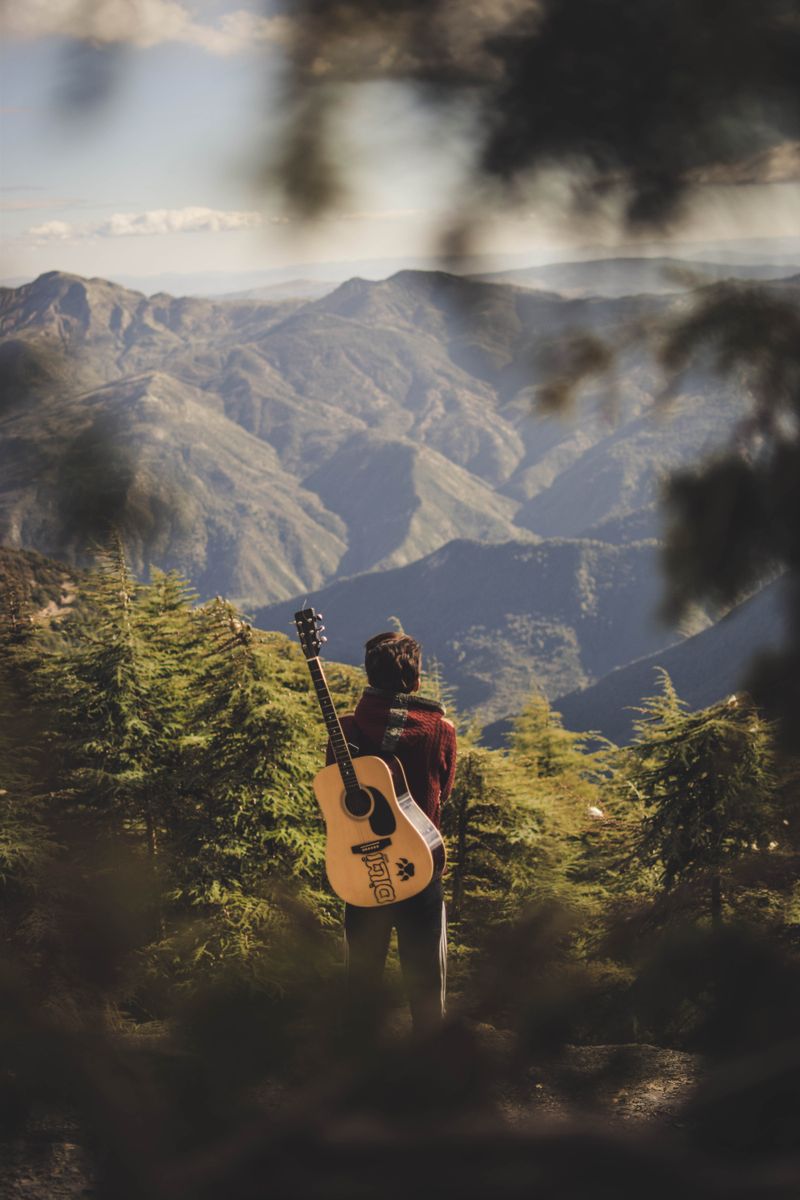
[349,720,382,761]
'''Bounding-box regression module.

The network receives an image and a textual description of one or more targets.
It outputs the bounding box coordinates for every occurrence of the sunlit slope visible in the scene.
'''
[0,270,297,385]
[0,371,347,606]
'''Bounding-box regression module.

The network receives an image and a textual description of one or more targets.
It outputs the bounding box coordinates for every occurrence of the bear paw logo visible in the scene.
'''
[396,858,415,881]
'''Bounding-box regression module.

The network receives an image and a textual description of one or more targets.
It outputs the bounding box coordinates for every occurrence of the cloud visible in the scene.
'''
[24,204,430,241]
[28,219,75,240]
[99,207,267,235]
[27,206,279,241]
[0,1,291,56]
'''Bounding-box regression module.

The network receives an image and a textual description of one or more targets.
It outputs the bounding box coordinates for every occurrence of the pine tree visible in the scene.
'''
[628,671,777,926]
[507,692,611,786]
[34,537,167,852]
[0,574,56,935]
[441,744,547,961]
[157,597,330,982]
[420,654,460,720]
[506,691,616,900]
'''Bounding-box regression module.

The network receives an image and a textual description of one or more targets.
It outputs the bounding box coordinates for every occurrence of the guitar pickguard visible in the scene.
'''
[366,789,396,837]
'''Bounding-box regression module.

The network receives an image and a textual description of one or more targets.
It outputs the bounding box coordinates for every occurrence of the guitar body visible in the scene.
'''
[313,755,446,907]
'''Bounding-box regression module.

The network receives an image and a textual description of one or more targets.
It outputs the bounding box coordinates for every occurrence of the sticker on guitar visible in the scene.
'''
[361,850,397,904]
[396,857,415,880]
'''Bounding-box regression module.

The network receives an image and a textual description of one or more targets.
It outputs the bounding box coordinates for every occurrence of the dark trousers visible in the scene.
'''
[344,877,446,1034]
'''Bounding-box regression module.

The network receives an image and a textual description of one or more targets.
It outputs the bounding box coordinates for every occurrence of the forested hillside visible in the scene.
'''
[3,540,795,974]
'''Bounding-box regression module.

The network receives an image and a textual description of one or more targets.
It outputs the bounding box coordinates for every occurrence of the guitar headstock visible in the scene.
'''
[294,607,327,659]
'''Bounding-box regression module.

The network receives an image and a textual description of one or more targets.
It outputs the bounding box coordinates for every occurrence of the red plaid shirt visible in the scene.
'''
[326,687,457,830]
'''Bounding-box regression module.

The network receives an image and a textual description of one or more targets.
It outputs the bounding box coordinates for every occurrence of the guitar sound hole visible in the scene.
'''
[344,788,374,819]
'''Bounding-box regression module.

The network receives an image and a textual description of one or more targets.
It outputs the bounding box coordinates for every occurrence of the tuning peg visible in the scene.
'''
[320,636,328,644]
[318,624,326,632]
[316,612,323,620]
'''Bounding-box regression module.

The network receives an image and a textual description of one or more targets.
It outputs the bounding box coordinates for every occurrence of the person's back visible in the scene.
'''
[327,631,456,1033]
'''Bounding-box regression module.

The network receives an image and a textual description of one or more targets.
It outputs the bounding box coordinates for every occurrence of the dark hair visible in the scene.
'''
[364,632,421,693]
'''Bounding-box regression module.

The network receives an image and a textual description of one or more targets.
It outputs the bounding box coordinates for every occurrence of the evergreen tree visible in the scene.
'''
[506,691,616,897]
[628,671,777,926]
[507,693,613,804]
[33,536,173,857]
[507,693,600,779]
[441,744,546,961]
[0,572,56,942]
[420,654,460,721]
[157,597,331,983]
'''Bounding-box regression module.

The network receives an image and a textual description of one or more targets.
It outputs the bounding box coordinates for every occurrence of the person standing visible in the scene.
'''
[327,631,457,1034]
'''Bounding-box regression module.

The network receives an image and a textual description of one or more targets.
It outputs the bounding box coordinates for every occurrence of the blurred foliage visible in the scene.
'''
[272,0,799,232]
[264,0,800,752]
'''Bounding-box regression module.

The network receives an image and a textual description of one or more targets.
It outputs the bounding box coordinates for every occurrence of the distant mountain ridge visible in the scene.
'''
[476,256,800,297]
[0,266,678,603]
[2,261,795,725]
[253,536,705,725]
[552,576,788,745]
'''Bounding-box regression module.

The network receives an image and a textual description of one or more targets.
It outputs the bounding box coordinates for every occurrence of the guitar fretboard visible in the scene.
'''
[306,657,359,795]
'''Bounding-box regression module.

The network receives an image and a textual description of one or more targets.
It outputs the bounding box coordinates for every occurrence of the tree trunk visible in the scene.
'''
[710,873,722,928]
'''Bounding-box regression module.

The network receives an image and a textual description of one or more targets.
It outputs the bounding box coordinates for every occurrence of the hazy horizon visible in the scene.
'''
[4,233,800,299]
[2,4,799,289]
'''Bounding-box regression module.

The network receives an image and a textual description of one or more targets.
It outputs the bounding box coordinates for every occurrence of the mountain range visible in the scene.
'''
[476,256,799,298]
[254,536,705,727]
[1,259,795,733]
[551,575,789,745]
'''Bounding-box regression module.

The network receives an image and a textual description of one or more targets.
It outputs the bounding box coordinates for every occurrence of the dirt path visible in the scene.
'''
[0,1036,703,1199]
[496,1042,702,1129]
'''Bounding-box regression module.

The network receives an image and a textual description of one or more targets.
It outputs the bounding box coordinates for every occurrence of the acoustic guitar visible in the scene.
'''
[294,607,446,907]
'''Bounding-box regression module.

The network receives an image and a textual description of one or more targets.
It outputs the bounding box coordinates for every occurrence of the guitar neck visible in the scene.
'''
[306,657,360,794]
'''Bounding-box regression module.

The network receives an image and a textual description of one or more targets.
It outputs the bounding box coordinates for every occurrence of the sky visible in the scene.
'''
[2,1,799,290]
